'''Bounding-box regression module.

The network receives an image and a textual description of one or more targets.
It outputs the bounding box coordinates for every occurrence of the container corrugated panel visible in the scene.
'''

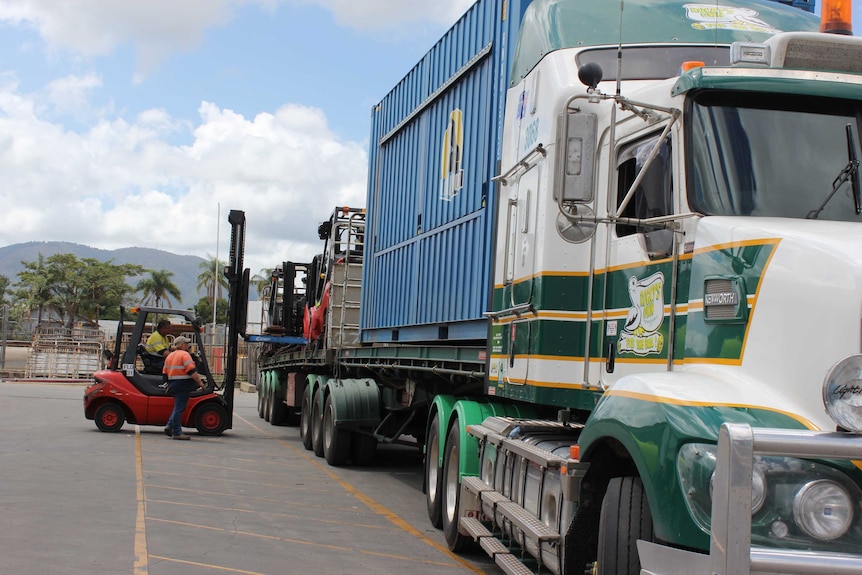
[362,0,529,343]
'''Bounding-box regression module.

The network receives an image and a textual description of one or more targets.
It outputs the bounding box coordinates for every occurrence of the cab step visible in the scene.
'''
[460,517,534,575]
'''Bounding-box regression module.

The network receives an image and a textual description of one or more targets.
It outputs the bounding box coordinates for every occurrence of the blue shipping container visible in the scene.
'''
[361,0,530,344]
[359,0,816,345]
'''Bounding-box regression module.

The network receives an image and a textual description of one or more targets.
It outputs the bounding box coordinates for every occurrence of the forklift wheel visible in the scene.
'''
[94,403,125,432]
[195,403,228,436]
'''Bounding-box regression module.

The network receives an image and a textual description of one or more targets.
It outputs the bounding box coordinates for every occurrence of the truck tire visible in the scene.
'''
[597,476,653,575]
[442,420,472,551]
[350,432,376,466]
[323,394,350,466]
[311,390,324,457]
[94,403,125,432]
[195,402,228,436]
[425,413,444,528]
[300,385,313,450]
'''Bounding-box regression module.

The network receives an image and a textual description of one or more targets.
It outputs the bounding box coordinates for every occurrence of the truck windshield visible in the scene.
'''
[687,92,862,222]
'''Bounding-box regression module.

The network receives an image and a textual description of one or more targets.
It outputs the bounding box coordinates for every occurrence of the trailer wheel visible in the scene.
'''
[350,432,376,466]
[94,403,125,432]
[442,420,472,551]
[300,385,313,450]
[425,413,444,528]
[597,476,653,575]
[323,394,350,466]
[195,402,228,436]
[311,390,324,457]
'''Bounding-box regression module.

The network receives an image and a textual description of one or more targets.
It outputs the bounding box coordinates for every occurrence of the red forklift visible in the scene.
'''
[84,210,249,435]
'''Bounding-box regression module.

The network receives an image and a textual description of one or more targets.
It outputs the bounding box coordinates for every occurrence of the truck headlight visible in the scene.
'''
[793,480,853,541]
[677,443,862,550]
[679,443,766,531]
[822,354,862,432]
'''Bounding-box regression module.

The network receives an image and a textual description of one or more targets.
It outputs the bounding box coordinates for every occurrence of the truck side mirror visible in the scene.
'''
[555,111,597,202]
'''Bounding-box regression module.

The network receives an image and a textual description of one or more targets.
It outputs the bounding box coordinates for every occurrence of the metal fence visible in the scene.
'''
[26,327,105,379]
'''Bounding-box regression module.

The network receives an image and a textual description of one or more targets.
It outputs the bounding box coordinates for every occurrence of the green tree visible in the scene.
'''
[79,259,144,322]
[136,269,182,308]
[12,254,144,330]
[193,297,228,325]
[197,255,228,303]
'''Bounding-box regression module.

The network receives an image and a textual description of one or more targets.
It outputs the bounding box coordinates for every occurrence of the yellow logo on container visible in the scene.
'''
[440,108,464,201]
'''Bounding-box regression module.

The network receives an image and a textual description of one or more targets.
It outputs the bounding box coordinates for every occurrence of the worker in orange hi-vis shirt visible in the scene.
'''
[162,336,207,440]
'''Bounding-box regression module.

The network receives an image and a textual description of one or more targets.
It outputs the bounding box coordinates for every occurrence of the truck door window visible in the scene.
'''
[615,135,673,237]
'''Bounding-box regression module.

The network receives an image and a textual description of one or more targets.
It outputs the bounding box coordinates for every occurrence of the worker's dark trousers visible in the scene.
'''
[167,379,196,436]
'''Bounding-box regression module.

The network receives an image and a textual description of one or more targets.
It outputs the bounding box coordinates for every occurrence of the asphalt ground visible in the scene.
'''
[0,381,498,575]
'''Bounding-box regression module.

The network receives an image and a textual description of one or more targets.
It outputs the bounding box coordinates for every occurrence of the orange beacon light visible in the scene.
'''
[821,0,853,35]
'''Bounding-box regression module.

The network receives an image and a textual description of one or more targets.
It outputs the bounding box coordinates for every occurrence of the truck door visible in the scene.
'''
[600,131,676,386]
[502,164,541,384]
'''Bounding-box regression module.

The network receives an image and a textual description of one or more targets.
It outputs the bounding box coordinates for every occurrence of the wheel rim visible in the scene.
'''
[427,431,440,502]
[445,442,459,522]
[323,403,333,450]
[200,409,221,431]
[312,396,322,444]
[101,409,118,427]
[300,390,310,438]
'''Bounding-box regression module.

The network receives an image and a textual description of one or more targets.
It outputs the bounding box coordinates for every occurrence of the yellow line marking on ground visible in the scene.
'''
[145,497,387,530]
[148,517,463,569]
[133,425,148,575]
[149,555,266,575]
[237,414,485,575]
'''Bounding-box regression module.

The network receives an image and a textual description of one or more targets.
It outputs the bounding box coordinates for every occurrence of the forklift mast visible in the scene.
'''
[223,210,250,428]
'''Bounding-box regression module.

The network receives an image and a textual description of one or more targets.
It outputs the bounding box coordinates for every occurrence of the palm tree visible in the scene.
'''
[136,270,182,308]
[251,267,274,299]
[197,255,228,303]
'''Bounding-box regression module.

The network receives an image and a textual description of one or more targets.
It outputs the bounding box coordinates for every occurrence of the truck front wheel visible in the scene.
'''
[597,476,653,575]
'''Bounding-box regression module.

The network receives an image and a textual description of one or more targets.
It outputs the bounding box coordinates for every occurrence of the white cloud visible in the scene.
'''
[43,73,102,116]
[0,80,368,278]
[0,0,237,77]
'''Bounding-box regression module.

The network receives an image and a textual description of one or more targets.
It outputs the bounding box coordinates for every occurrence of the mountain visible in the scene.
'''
[0,241,208,308]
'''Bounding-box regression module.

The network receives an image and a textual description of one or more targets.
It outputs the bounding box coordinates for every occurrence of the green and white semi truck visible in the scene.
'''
[251,0,862,573]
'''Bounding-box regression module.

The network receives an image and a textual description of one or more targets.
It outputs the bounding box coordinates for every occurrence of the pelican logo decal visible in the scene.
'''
[683,4,780,34]
[618,272,665,356]
[440,109,464,201]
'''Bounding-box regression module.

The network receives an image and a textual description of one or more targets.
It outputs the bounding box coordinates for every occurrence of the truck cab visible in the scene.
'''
[477,0,862,572]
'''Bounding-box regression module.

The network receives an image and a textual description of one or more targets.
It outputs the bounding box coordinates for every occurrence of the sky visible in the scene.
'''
[0,0,475,279]
[0,0,860,281]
